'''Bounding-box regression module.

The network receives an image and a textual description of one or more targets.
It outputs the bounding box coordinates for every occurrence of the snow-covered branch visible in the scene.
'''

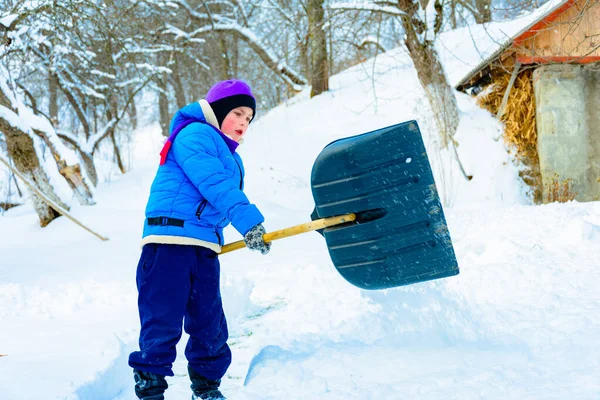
[22,110,79,166]
[329,2,405,17]
[356,35,386,52]
[373,0,399,7]
[84,119,117,154]
[172,22,307,87]
[0,14,19,29]
[55,130,81,148]
[164,0,212,21]
[114,44,196,61]
[0,66,95,209]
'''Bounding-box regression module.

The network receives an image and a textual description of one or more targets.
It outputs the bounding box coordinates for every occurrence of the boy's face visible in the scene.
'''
[221,106,253,143]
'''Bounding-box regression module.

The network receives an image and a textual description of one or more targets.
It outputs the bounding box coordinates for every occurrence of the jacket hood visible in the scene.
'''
[159,101,238,165]
[169,102,209,133]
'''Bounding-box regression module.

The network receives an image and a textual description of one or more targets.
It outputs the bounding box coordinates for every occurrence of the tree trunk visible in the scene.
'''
[106,94,126,174]
[218,34,233,79]
[450,0,457,29]
[418,55,459,148]
[474,0,492,23]
[399,0,459,148]
[2,73,94,211]
[232,37,239,77]
[55,131,99,186]
[33,128,95,205]
[55,76,98,186]
[156,54,170,137]
[127,86,138,130]
[308,0,329,97]
[158,80,170,137]
[48,70,59,127]
[171,58,187,109]
[80,150,98,186]
[110,131,125,174]
[0,122,66,226]
[299,38,310,81]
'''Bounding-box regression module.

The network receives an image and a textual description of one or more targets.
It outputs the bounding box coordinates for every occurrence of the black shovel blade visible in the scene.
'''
[311,121,459,290]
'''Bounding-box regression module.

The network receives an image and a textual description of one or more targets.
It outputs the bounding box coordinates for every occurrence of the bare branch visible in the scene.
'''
[0,153,108,241]
[329,2,405,17]
[175,23,308,87]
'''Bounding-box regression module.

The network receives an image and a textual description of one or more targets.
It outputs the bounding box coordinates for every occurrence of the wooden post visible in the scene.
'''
[497,61,521,119]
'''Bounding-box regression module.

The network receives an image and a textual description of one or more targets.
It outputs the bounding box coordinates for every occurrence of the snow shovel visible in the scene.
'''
[221,120,459,290]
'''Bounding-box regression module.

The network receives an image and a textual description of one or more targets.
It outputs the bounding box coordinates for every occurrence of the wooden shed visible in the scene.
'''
[511,0,600,65]
[453,0,600,203]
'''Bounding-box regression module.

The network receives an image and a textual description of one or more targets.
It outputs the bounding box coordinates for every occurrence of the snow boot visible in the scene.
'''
[188,365,226,399]
[191,391,226,400]
[133,369,168,400]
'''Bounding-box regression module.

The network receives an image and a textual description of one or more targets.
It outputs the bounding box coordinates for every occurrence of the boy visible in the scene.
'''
[129,80,271,400]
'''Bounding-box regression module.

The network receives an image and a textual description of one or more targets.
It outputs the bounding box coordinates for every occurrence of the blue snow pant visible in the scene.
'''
[128,243,231,380]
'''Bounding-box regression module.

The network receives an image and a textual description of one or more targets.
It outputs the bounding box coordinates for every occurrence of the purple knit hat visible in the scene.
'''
[206,79,256,127]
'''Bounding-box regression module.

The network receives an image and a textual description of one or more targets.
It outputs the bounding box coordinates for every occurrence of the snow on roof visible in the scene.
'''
[437,0,569,89]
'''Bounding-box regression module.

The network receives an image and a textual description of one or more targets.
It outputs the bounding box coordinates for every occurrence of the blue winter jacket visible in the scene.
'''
[142,101,264,249]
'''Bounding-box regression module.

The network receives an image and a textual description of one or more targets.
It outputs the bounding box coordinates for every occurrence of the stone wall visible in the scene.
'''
[585,65,600,200]
[534,64,600,202]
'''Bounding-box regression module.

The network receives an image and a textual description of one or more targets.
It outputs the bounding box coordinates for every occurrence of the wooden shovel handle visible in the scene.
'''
[220,213,356,255]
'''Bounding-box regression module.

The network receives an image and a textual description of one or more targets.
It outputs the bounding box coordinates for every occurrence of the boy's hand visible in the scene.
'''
[244,224,271,255]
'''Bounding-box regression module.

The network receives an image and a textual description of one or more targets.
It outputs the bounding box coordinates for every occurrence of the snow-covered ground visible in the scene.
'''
[1,44,599,399]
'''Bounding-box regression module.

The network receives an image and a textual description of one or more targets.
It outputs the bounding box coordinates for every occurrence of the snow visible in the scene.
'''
[90,70,117,80]
[1,39,599,400]
[0,14,18,28]
[0,105,30,133]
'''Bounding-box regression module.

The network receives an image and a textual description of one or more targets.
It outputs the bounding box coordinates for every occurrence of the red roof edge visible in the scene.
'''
[517,55,600,64]
[513,0,577,45]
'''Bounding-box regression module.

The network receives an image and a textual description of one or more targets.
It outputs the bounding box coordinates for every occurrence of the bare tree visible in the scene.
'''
[456,0,493,23]
[1,0,161,189]
[308,0,329,96]
[0,69,69,226]
[156,0,308,88]
[331,0,460,149]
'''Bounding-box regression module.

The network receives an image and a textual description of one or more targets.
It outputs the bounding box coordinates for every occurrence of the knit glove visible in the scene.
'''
[244,224,271,255]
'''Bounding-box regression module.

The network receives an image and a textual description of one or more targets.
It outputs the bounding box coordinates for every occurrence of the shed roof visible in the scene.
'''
[437,0,571,89]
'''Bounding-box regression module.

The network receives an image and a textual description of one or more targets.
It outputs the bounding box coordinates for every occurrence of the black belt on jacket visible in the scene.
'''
[147,217,185,227]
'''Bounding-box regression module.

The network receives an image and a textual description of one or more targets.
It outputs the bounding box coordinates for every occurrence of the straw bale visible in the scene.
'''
[545,174,577,203]
[476,68,542,202]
